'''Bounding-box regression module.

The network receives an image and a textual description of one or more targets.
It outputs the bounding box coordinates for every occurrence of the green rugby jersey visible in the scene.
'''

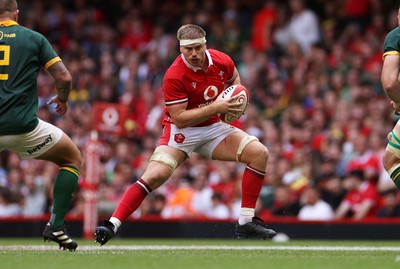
[0,20,61,135]
[383,26,400,59]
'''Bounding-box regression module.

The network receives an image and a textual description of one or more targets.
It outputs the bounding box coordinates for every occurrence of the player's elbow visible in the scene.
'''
[60,71,72,85]
[54,72,71,89]
[57,72,72,90]
[381,77,398,94]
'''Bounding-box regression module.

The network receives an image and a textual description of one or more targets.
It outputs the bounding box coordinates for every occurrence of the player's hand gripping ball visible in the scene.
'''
[218,85,249,123]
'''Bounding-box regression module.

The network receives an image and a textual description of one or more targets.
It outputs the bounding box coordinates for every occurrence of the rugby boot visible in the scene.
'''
[235,216,277,239]
[95,220,115,246]
[42,222,78,251]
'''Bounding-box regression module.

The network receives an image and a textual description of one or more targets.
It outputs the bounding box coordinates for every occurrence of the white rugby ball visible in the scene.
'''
[218,85,249,123]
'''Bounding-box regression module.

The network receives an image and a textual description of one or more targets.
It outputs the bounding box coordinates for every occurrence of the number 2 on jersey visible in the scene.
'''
[0,45,10,80]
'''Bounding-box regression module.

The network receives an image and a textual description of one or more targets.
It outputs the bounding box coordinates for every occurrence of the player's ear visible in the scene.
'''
[14,9,19,22]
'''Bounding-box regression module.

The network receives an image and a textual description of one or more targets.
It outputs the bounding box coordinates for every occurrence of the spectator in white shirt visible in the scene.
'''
[205,192,230,219]
[274,0,321,54]
[298,187,334,221]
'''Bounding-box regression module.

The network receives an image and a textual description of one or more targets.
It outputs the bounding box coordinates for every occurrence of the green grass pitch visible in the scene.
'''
[0,238,399,269]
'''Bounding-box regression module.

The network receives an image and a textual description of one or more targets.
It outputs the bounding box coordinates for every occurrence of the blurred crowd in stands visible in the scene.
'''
[1,0,400,221]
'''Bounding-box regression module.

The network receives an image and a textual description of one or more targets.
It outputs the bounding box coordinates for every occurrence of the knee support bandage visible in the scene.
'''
[149,151,179,172]
[236,135,259,162]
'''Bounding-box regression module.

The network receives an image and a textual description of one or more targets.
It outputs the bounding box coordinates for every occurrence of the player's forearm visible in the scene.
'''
[48,61,72,102]
[55,80,72,102]
[172,105,218,128]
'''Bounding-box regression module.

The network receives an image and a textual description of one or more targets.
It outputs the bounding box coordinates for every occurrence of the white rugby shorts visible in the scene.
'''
[0,119,63,159]
[159,121,238,158]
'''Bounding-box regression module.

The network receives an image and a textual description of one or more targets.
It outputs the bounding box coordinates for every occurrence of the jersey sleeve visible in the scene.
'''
[383,27,400,59]
[163,70,188,106]
[38,33,61,69]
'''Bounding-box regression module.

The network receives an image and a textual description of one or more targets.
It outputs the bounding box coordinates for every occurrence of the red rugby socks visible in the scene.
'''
[112,178,152,223]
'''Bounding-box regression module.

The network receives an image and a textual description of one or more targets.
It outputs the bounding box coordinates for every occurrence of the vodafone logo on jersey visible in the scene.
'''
[203,85,218,100]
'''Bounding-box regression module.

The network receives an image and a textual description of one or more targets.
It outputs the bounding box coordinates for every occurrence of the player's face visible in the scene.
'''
[180,43,206,68]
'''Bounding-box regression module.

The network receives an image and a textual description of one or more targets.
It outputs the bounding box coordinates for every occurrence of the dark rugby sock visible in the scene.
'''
[50,166,79,228]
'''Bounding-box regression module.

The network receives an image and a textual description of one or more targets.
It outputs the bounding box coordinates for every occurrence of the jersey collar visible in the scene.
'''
[0,20,19,27]
[181,49,213,72]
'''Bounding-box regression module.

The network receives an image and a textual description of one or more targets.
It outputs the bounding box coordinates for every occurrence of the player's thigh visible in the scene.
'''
[38,133,81,167]
[141,145,187,189]
[1,119,67,161]
[212,130,247,161]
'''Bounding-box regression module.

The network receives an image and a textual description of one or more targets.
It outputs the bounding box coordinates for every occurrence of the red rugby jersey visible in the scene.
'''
[343,181,380,217]
[162,49,235,127]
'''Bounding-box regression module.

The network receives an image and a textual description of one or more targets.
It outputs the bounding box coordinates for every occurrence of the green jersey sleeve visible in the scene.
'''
[383,26,400,59]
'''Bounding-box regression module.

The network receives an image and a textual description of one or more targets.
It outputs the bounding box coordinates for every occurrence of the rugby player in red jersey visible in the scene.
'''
[95,24,277,245]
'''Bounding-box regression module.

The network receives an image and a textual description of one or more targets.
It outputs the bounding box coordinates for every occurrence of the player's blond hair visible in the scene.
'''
[177,24,206,41]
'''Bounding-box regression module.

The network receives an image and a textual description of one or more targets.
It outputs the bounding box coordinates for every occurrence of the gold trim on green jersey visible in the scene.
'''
[383,51,400,60]
[45,56,61,69]
[0,20,19,27]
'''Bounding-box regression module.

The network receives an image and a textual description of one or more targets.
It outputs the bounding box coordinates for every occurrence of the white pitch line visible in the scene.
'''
[1,245,400,251]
